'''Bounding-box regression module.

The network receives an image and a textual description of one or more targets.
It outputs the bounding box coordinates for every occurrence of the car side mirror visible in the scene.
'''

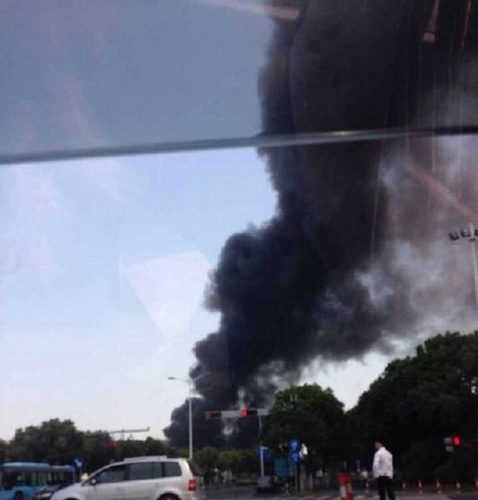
[90,479,98,486]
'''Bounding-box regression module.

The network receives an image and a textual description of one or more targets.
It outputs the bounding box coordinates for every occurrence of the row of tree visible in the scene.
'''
[0,420,170,473]
[0,420,259,479]
[260,331,478,482]
[194,447,259,479]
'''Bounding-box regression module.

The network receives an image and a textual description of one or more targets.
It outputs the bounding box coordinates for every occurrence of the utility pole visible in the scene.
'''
[168,372,210,459]
[449,222,478,312]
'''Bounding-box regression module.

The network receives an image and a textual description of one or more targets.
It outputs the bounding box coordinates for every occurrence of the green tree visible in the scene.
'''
[195,446,220,484]
[235,449,259,475]
[263,384,347,472]
[351,331,478,480]
[217,449,238,472]
[9,419,83,465]
[400,438,447,481]
[195,446,219,472]
[0,439,9,462]
[117,440,145,460]
[143,437,168,456]
[82,431,113,472]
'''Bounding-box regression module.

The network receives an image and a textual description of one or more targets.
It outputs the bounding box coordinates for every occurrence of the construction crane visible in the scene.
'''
[108,427,150,441]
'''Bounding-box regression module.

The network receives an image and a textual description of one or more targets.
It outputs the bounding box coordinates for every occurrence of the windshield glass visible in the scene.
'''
[2,0,477,163]
[1,1,478,498]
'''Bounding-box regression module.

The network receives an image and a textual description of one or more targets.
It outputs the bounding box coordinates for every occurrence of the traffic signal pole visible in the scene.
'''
[258,414,265,476]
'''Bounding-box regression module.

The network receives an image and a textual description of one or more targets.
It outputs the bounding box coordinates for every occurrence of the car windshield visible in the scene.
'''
[1,1,478,499]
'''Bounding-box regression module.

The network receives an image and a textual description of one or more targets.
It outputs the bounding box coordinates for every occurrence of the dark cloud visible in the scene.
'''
[165,0,478,446]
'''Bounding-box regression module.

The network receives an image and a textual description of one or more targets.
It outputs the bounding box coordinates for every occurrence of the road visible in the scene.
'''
[206,485,346,500]
[207,487,478,500]
[207,486,265,500]
[207,486,284,500]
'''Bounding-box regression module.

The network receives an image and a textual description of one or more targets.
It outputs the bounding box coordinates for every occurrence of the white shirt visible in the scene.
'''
[373,446,394,478]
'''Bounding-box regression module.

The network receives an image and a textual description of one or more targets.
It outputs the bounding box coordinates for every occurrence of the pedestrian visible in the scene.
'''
[316,469,324,489]
[360,469,369,489]
[373,439,395,500]
[282,478,290,495]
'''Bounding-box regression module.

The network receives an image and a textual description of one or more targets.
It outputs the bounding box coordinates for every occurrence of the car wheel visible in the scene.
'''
[160,495,180,500]
[13,492,24,500]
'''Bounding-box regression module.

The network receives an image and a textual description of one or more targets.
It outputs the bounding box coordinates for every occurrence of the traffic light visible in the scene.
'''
[205,411,222,419]
[240,409,258,417]
[444,436,461,452]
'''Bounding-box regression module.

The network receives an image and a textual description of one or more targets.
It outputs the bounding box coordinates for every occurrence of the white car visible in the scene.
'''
[256,476,279,493]
[51,456,206,500]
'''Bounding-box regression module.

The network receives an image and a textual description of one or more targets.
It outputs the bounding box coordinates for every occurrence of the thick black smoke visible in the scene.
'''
[165,0,478,446]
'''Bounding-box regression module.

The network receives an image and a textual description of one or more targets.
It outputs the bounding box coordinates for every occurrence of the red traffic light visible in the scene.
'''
[107,441,117,449]
[453,436,461,446]
[240,409,248,417]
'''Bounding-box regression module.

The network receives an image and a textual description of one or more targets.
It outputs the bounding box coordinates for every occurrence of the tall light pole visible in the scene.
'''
[449,222,478,312]
[168,372,210,460]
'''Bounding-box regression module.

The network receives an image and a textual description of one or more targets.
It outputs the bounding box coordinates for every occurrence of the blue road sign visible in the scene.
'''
[290,451,300,463]
[257,446,272,461]
[289,438,300,452]
[73,458,83,469]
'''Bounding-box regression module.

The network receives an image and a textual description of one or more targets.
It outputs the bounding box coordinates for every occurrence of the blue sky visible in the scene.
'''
[0,149,274,437]
[0,0,390,439]
[0,149,390,440]
[1,0,476,444]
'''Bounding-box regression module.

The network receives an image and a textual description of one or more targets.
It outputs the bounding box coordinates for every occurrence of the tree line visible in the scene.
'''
[1,331,478,482]
[0,419,260,479]
[262,331,478,483]
[0,421,171,473]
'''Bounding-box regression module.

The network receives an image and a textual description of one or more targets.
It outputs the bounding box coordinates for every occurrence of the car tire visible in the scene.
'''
[160,495,180,500]
[13,492,24,500]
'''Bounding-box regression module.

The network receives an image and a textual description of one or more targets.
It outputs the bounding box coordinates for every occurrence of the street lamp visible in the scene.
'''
[167,372,210,460]
[449,222,478,312]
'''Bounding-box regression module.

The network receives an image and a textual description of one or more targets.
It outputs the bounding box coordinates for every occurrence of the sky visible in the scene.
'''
[4,0,477,444]
[0,0,396,440]
[0,148,392,440]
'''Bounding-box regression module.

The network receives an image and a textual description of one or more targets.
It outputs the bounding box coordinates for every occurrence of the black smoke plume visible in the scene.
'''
[165,0,478,446]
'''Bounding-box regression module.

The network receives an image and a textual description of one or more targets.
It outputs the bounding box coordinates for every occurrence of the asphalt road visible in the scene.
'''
[207,486,477,500]
[207,486,264,499]
[206,485,342,500]
[207,486,284,500]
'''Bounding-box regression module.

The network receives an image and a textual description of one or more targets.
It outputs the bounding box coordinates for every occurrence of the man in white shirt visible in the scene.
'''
[373,439,395,500]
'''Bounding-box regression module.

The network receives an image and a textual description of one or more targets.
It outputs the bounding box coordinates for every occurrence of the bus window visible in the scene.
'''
[3,472,23,490]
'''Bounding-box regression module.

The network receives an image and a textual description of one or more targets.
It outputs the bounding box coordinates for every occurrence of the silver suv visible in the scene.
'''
[51,456,206,500]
